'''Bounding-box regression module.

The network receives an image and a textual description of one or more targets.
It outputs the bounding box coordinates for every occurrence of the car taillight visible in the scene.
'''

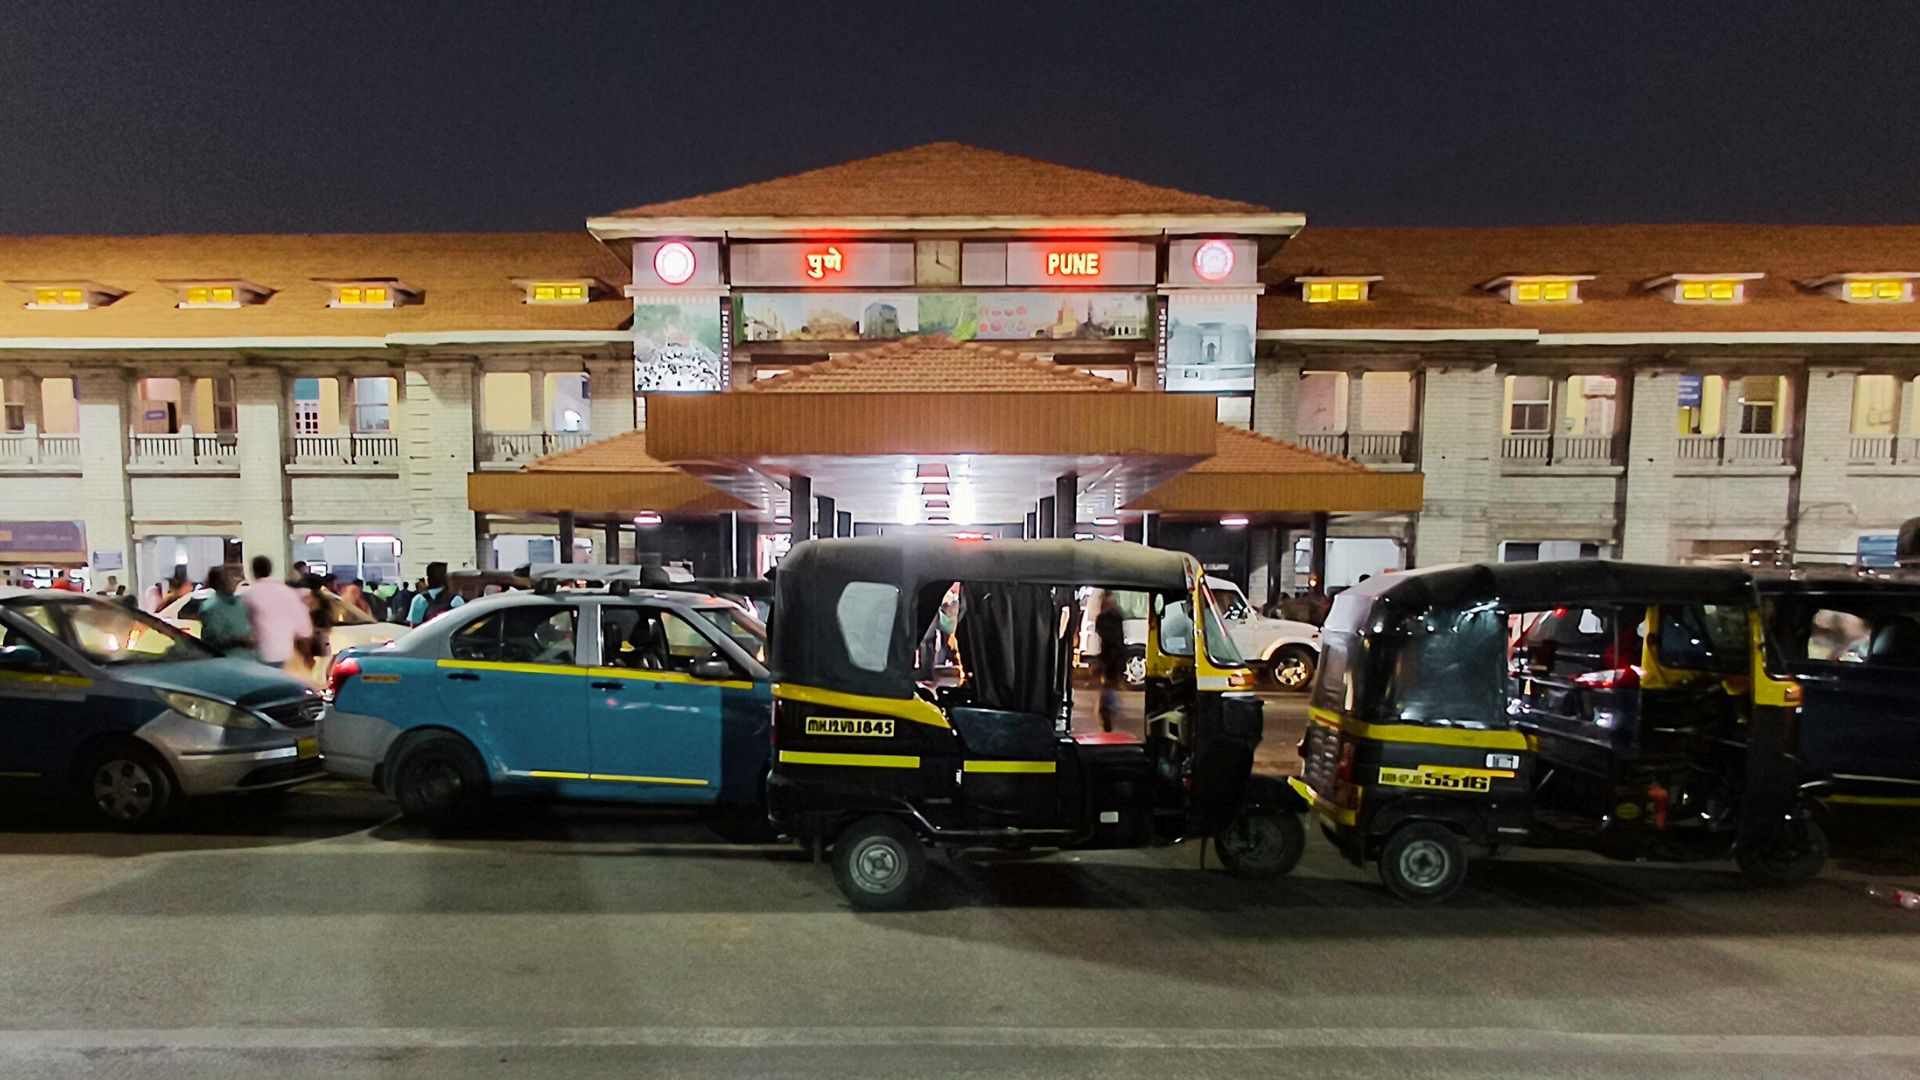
[326,656,360,701]
[1574,665,1641,690]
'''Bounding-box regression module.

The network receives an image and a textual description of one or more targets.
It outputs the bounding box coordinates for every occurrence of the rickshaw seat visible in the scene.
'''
[948,707,1059,760]
[1072,731,1142,746]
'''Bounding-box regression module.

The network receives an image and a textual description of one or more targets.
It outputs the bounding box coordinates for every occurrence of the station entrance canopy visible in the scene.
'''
[468,337,1422,528]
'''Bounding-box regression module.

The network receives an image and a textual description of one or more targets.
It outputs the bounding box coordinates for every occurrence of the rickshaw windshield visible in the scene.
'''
[1375,601,1508,728]
[1197,579,1248,668]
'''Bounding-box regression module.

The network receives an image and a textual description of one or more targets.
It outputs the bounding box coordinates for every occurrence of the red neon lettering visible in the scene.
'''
[1046,251,1101,277]
[804,246,845,280]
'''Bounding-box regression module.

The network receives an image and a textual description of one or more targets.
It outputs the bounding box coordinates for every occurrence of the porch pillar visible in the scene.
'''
[837,510,852,539]
[790,475,812,544]
[604,520,621,564]
[1037,496,1056,538]
[1139,510,1153,547]
[556,511,575,564]
[1025,511,1037,539]
[1054,473,1077,539]
[816,494,835,539]
[1309,511,1330,592]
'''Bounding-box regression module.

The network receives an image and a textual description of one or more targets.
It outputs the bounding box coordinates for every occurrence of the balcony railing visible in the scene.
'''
[1500,432,1624,466]
[0,432,81,467]
[1295,431,1417,464]
[1676,433,1790,467]
[1848,434,1920,465]
[477,430,591,465]
[129,432,239,468]
[290,432,403,466]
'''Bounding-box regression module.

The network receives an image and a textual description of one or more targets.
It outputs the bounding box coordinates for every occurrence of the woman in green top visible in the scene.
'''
[197,567,254,657]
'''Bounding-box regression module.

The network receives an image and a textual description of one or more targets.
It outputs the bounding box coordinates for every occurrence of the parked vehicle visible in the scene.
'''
[767,536,1302,911]
[1079,576,1320,691]
[1285,561,1827,902]
[159,585,407,689]
[320,574,773,831]
[1757,569,1920,809]
[0,587,323,827]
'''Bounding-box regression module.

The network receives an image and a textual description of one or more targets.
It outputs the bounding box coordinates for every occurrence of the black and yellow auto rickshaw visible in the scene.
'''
[766,536,1304,909]
[1287,560,1828,902]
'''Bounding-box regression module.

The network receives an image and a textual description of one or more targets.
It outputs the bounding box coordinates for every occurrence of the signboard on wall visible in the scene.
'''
[735,291,1150,343]
[634,295,727,392]
[729,242,916,287]
[0,520,86,561]
[1161,292,1257,393]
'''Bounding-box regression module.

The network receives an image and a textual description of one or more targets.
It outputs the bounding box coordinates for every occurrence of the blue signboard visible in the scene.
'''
[1678,374,1704,408]
[0,521,86,559]
[1858,534,1899,567]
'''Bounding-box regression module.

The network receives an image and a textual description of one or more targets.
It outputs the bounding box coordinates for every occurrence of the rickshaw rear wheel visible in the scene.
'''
[1215,810,1305,879]
[832,815,926,911]
[1377,822,1469,903]
[1735,818,1828,886]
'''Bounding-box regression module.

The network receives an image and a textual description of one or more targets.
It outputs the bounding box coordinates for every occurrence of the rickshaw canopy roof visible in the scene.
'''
[773,536,1192,699]
[1340,560,1755,625]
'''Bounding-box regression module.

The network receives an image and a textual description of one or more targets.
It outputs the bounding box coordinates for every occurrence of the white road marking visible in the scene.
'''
[0,1026,1917,1057]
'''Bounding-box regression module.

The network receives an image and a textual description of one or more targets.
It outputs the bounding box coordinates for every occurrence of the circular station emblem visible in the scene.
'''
[653,241,697,286]
[1192,239,1235,282]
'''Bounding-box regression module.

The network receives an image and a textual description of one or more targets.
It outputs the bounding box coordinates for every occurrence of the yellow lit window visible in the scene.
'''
[1708,281,1735,301]
[1541,281,1570,302]
[363,286,388,305]
[1848,279,1907,302]
[339,286,362,305]
[337,285,390,306]
[1679,280,1739,303]
[558,283,586,301]
[1335,281,1362,301]
[533,284,558,302]
[32,287,85,306]
[1305,282,1333,303]
[211,285,234,304]
[1515,283,1541,303]
[1681,282,1707,301]
[186,286,210,305]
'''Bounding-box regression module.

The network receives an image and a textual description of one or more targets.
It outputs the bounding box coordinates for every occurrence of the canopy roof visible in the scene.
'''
[1127,428,1424,517]
[1337,559,1754,626]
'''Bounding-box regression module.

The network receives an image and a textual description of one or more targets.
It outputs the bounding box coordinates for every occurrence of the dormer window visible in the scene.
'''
[162,279,272,309]
[319,279,419,309]
[1804,272,1919,304]
[1480,275,1594,305]
[513,278,604,305]
[1644,273,1763,305]
[1297,275,1381,304]
[10,281,124,310]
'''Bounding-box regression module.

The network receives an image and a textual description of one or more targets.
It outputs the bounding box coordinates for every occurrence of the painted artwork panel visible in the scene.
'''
[734,292,1150,344]
[1163,292,1257,393]
[634,297,726,392]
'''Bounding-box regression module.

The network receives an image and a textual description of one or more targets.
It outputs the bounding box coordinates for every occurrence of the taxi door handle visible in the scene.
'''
[446,672,480,682]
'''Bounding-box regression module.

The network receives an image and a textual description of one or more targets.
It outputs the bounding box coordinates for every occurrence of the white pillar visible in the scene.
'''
[1621,369,1681,563]
[74,369,134,586]
[402,361,481,574]
[233,367,291,573]
[585,356,636,438]
[527,368,547,433]
[1795,367,1862,559]
[1254,355,1302,441]
[1411,361,1500,565]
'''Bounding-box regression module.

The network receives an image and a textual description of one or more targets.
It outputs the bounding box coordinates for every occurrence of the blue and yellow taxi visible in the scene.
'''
[320,582,773,827]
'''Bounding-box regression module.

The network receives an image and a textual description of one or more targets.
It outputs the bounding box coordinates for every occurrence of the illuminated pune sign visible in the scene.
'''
[804,246,845,280]
[1045,250,1102,277]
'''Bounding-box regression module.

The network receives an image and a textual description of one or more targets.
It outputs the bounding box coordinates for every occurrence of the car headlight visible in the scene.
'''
[159,690,262,729]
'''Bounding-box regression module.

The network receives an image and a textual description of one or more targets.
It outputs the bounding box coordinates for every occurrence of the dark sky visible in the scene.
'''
[4,1,1913,235]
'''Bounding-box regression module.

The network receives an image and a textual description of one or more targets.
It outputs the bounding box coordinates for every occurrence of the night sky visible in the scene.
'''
[5,1,1914,235]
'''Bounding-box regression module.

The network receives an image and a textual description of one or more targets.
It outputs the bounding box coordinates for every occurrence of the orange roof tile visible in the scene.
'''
[605,142,1275,221]
[0,232,630,339]
[1260,225,1920,334]
[525,430,679,473]
[1190,426,1371,475]
[743,337,1133,394]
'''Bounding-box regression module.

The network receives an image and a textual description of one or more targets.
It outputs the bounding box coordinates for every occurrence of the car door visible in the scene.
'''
[585,603,747,803]
[435,602,589,785]
[1773,590,1920,793]
[0,605,94,787]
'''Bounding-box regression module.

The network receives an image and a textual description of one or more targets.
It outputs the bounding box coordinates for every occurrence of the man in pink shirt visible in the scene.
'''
[242,555,314,669]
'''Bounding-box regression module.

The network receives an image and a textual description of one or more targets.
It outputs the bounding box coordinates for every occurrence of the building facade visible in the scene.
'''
[3,144,1917,594]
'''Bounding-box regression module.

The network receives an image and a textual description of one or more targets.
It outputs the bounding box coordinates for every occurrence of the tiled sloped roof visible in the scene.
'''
[525,430,678,473]
[744,337,1132,393]
[1260,225,1920,334]
[0,232,630,339]
[605,142,1275,220]
[1191,426,1370,474]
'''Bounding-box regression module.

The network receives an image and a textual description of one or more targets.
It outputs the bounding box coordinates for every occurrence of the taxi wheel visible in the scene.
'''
[1215,809,1305,880]
[832,815,925,911]
[1378,822,1469,903]
[1736,818,1829,886]
[392,733,488,827]
[80,740,175,831]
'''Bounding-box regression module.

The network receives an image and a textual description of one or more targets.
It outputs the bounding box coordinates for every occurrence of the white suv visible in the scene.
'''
[1079,577,1321,691]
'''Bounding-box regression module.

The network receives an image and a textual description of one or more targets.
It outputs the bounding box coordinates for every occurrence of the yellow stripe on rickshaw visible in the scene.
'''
[777,750,921,769]
[1309,706,1533,751]
[774,683,951,729]
[962,760,1057,774]
[1287,776,1357,826]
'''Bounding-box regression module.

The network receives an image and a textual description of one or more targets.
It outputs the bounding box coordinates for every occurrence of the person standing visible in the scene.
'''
[197,567,253,656]
[1094,591,1127,734]
[241,555,313,672]
[406,561,465,626]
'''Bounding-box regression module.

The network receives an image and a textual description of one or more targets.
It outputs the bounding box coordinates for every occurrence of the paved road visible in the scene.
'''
[2,693,1918,1079]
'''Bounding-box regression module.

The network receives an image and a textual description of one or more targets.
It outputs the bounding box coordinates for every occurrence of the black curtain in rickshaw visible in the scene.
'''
[955,581,1066,717]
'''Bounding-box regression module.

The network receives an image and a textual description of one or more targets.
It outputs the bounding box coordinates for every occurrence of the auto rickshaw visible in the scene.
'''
[766,536,1304,909]
[1286,560,1828,902]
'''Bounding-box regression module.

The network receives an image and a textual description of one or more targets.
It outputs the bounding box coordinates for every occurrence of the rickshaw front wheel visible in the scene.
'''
[1377,822,1469,903]
[1735,818,1828,886]
[832,815,926,911]
[1215,809,1305,880]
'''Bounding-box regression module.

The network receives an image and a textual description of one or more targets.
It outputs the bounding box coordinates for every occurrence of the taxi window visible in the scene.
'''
[450,605,577,665]
[836,582,898,673]
[1769,593,1920,669]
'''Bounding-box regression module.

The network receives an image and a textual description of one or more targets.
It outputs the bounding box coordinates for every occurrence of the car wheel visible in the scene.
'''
[1215,809,1305,880]
[81,740,175,830]
[1123,650,1147,689]
[391,732,489,827]
[1268,646,1316,692]
[831,814,926,911]
[1736,817,1828,886]
[1377,822,1469,903]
